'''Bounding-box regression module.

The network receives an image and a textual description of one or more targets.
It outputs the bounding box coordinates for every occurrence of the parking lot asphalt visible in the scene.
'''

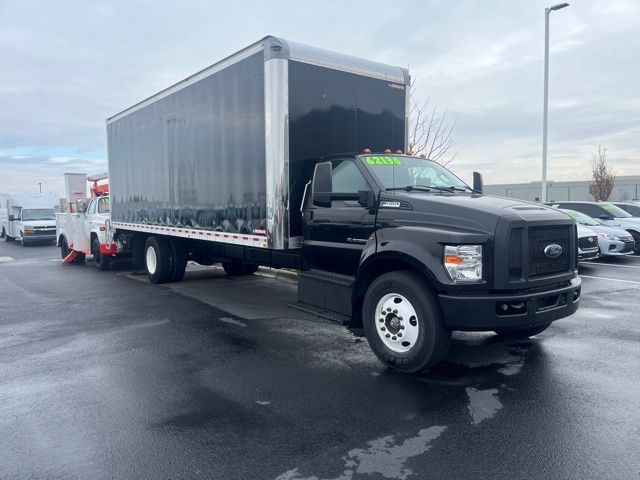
[1,241,639,480]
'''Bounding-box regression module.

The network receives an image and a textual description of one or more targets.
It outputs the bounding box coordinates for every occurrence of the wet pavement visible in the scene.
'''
[1,241,639,479]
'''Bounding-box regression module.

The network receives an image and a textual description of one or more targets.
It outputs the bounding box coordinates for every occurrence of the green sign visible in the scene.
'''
[364,156,402,166]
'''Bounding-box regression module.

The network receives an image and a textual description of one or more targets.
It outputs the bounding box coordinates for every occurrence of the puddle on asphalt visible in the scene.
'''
[275,426,447,480]
[465,387,502,425]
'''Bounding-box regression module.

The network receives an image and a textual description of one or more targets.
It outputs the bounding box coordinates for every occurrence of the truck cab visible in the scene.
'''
[296,153,581,372]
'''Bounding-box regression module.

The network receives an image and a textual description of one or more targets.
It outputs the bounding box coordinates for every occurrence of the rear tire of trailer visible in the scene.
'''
[168,238,188,282]
[145,236,171,284]
[363,271,451,374]
[494,323,551,339]
[92,237,110,271]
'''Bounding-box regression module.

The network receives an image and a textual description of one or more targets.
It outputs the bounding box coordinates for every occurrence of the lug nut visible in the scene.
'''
[392,336,397,340]
[400,325,405,330]
[381,327,386,331]
[393,309,398,314]
[398,332,403,337]
[386,333,391,338]
[379,318,384,323]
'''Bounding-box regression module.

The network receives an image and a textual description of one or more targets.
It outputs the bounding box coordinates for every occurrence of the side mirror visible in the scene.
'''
[598,215,611,221]
[8,215,15,221]
[473,171,484,194]
[358,190,375,208]
[312,162,333,208]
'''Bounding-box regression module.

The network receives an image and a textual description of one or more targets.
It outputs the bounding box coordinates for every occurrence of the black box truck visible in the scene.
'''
[105,36,581,373]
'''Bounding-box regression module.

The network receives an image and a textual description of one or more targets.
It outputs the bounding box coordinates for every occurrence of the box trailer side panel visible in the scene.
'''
[107,50,267,243]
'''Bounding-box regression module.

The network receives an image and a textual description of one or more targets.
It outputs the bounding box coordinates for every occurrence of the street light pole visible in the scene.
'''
[541,2,569,203]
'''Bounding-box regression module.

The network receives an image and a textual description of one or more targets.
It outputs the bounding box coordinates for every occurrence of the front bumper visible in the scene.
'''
[599,238,635,257]
[22,232,56,243]
[578,248,599,261]
[438,277,581,331]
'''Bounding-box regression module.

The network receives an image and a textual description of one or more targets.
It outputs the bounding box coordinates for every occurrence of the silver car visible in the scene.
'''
[547,201,640,254]
[612,202,640,218]
[576,224,600,261]
[561,209,634,257]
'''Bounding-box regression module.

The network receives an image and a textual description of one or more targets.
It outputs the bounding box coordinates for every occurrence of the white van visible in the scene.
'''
[0,193,59,245]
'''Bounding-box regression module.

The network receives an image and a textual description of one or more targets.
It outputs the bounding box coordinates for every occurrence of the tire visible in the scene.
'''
[144,236,171,284]
[494,323,551,339]
[362,271,451,374]
[60,236,70,259]
[244,263,259,275]
[0,228,5,239]
[92,237,110,271]
[75,253,86,265]
[168,238,188,282]
[5,232,14,242]
[629,230,640,255]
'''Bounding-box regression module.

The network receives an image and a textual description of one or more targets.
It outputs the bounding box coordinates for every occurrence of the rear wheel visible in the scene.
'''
[494,323,551,339]
[363,271,451,374]
[168,238,188,282]
[0,228,5,239]
[5,234,14,242]
[145,236,171,284]
[60,236,70,259]
[92,237,110,271]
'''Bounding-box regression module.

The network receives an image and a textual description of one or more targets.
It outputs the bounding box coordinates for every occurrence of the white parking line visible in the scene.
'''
[582,261,640,269]
[580,274,640,285]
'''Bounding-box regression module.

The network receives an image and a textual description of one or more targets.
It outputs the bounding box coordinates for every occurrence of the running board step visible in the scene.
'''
[62,251,80,263]
[288,301,351,325]
[291,269,354,324]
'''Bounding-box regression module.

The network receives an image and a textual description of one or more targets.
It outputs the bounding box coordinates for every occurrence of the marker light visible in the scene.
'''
[363,148,372,153]
[396,149,403,154]
[384,148,392,153]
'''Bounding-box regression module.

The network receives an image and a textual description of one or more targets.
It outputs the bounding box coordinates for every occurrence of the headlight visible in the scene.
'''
[598,233,620,241]
[444,245,483,282]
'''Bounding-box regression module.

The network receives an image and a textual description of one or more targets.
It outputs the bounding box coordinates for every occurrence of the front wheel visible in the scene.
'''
[363,271,451,374]
[629,231,640,255]
[144,236,172,284]
[494,323,551,339]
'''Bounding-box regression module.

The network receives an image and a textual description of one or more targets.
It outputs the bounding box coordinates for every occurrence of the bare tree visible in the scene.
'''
[588,145,615,201]
[408,83,457,166]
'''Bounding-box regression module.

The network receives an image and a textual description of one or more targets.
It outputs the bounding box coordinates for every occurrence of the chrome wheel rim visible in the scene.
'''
[374,293,419,353]
[146,246,157,275]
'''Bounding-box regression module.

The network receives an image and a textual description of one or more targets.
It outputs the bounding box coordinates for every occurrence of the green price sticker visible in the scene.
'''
[602,204,614,211]
[364,156,402,166]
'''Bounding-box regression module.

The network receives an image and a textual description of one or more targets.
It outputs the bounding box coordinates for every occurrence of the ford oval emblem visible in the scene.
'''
[544,244,563,258]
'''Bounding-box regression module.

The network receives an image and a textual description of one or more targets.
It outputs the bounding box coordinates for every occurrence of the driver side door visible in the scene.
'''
[304,158,376,275]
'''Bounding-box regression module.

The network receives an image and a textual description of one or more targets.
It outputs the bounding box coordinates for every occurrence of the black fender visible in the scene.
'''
[354,226,490,304]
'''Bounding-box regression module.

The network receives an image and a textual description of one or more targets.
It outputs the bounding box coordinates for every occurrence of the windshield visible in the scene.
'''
[359,155,469,191]
[562,209,599,226]
[22,208,55,221]
[601,203,632,218]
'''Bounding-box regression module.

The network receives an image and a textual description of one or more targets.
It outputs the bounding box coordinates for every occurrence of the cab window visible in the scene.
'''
[331,160,369,193]
[97,197,110,214]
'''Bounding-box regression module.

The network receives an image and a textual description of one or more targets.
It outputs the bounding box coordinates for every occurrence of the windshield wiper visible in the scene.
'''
[446,185,481,194]
[385,185,434,192]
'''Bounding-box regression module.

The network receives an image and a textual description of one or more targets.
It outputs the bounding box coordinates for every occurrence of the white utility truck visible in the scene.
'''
[0,192,58,245]
[55,173,127,269]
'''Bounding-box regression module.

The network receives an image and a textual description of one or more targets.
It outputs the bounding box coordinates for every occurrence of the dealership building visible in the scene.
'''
[485,175,640,202]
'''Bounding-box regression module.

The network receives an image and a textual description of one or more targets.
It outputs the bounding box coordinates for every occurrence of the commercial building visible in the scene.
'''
[485,175,640,202]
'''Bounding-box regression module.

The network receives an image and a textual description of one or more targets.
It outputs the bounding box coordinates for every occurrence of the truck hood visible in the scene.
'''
[378,193,571,234]
[21,220,56,228]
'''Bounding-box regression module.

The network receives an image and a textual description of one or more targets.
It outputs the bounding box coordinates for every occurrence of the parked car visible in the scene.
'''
[611,202,640,218]
[576,224,600,261]
[547,201,640,254]
[560,209,634,257]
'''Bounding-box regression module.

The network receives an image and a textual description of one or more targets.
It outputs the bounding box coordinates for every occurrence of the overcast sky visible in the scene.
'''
[1,0,639,195]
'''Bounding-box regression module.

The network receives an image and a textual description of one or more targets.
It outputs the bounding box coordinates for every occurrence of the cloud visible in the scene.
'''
[0,0,638,192]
